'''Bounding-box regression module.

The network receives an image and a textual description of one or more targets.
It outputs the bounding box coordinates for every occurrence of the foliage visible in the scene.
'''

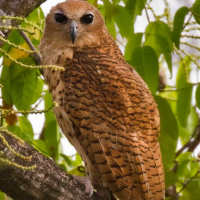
[0,0,200,199]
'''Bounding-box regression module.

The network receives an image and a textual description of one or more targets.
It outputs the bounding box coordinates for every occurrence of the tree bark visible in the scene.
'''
[0,0,46,47]
[0,129,103,200]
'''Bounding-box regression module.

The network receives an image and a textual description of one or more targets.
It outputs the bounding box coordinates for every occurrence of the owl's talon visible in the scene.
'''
[95,185,111,200]
[73,175,93,197]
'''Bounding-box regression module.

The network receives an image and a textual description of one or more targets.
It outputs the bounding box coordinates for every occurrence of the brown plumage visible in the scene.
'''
[39,0,165,199]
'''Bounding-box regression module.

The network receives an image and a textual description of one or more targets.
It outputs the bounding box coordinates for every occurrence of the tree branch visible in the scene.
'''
[176,124,200,158]
[18,30,42,65]
[0,0,46,48]
[0,129,103,200]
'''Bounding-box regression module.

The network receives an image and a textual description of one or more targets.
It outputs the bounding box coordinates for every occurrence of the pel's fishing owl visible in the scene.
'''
[40,1,165,199]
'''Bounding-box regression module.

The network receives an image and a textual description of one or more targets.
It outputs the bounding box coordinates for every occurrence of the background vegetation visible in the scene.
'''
[0,0,200,199]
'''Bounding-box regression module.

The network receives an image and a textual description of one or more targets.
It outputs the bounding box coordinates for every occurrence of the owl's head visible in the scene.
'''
[43,0,108,48]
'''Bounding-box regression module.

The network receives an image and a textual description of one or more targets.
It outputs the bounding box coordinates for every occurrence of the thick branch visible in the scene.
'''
[0,0,46,47]
[0,130,103,200]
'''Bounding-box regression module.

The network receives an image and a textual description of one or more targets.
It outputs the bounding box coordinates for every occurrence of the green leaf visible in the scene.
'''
[111,0,121,4]
[130,46,159,94]
[33,139,50,156]
[165,171,178,188]
[145,20,173,73]
[19,116,34,141]
[31,77,43,105]
[44,91,56,124]
[187,106,199,133]
[114,5,134,38]
[44,119,60,157]
[177,152,199,180]
[124,33,143,61]
[44,91,60,158]
[176,86,193,127]
[103,0,115,21]
[105,15,117,39]
[192,0,200,24]
[26,7,44,23]
[60,154,73,167]
[177,152,191,178]
[179,174,200,200]
[7,125,23,139]
[172,6,189,49]
[195,84,200,109]
[178,122,191,143]
[69,166,85,176]
[125,0,146,22]
[176,60,192,127]
[22,7,45,47]
[155,96,179,170]
[0,191,5,199]
[1,65,12,104]
[10,69,37,110]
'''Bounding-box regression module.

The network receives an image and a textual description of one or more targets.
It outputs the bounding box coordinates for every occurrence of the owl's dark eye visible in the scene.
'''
[55,13,68,23]
[81,14,94,24]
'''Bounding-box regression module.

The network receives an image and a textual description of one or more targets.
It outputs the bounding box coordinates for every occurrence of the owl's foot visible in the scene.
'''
[94,185,113,200]
[73,175,93,197]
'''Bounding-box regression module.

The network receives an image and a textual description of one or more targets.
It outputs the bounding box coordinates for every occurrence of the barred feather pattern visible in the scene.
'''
[40,1,165,199]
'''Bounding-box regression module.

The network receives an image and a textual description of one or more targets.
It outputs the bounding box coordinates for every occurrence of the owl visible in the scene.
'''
[39,0,165,199]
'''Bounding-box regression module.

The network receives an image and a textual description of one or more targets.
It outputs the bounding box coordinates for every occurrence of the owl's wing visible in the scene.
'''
[63,53,165,200]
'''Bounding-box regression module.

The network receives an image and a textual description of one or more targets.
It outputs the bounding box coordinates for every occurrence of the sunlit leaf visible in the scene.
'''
[177,152,191,178]
[33,139,50,156]
[0,191,5,199]
[44,91,56,124]
[44,91,60,158]
[176,60,192,127]
[10,68,37,110]
[172,6,189,49]
[155,96,179,170]
[106,15,117,39]
[195,84,200,109]
[187,106,199,134]
[192,0,200,24]
[7,125,23,139]
[1,65,12,104]
[114,5,134,38]
[145,20,173,73]
[60,154,73,167]
[44,119,60,158]
[165,171,178,188]
[102,0,115,21]
[31,77,43,105]
[19,116,34,141]
[179,175,200,200]
[124,33,143,61]
[130,46,159,94]
[125,0,146,22]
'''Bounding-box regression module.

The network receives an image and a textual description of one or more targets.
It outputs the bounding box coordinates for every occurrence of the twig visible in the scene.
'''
[0,16,42,32]
[0,25,35,35]
[176,125,200,158]
[18,29,41,65]
[0,102,56,118]
[160,83,198,93]
[0,48,64,71]
[0,36,37,54]
[174,45,189,80]
[144,4,150,23]
[183,12,193,29]
[178,170,200,193]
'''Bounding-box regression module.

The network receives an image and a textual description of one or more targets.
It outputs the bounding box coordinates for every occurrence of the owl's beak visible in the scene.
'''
[70,20,77,44]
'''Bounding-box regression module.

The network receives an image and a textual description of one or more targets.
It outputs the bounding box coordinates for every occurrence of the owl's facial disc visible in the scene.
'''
[70,20,77,44]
